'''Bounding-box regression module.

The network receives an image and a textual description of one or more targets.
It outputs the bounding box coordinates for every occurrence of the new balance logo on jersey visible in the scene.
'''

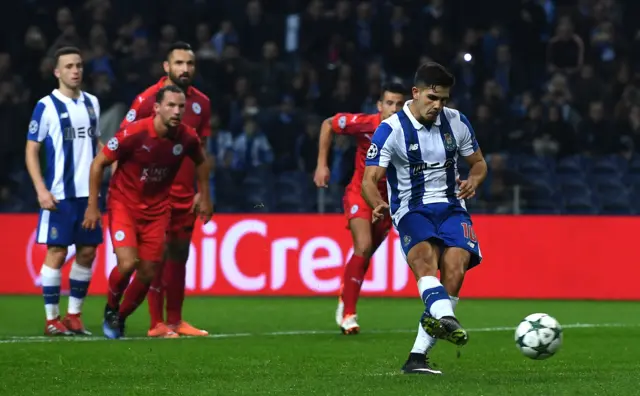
[409,144,419,151]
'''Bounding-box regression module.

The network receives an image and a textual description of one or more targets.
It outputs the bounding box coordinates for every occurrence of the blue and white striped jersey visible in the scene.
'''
[365,100,480,226]
[27,89,101,200]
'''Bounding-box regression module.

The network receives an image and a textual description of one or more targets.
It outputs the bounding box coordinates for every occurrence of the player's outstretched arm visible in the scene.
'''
[362,165,389,223]
[313,117,335,188]
[457,149,488,200]
[83,151,113,230]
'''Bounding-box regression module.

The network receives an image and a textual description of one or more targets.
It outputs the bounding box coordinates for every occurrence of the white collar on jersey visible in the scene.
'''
[51,89,85,104]
[403,100,442,130]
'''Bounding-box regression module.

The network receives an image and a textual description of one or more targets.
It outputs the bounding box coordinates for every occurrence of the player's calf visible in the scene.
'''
[421,247,470,346]
[407,242,467,345]
[40,248,67,327]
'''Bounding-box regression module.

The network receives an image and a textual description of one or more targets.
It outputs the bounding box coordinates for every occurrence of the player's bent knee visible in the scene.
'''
[75,246,97,267]
[136,260,160,282]
[407,242,440,279]
[45,246,68,268]
[165,240,190,262]
[353,238,373,258]
[349,218,374,257]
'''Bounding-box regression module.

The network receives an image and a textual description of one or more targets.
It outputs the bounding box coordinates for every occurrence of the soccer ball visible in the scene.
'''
[514,313,563,360]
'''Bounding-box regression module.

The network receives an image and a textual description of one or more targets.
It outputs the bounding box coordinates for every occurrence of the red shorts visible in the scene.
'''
[342,187,392,239]
[167,207,196,242]
[108,200,170,262]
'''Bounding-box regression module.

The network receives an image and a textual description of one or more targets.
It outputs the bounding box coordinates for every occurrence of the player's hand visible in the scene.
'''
[456,177,478,200]
[372,202,390,224]
[313,165,331,188]
[37,189,59,211]
[190,192,201,214]
[197,199,213,224]
[82,205,102,230]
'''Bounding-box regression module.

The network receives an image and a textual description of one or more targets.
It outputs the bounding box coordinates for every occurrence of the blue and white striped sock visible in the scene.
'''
[417,276,454,319]
[68,262,92,315]
[40,265,61,320]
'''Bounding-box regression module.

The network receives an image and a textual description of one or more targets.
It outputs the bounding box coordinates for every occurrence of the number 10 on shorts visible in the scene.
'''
[461,223,477,242]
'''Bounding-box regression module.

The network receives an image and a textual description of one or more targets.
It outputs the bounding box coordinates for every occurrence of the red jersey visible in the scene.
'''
[331,113,386,192]
[105,117,204,219]
[120,77,211,210]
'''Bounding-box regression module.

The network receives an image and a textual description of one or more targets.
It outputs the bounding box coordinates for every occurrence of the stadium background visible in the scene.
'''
[1,0,639,300]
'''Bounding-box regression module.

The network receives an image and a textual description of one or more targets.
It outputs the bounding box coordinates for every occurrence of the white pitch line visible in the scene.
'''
[0,322,635,345]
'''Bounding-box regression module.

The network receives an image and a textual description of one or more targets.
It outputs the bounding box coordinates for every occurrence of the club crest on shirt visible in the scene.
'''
[338,115,346,129]
[443,132,456,152]
[173,144,183,156]
[115,230,125,242]
[125,109,136,122]
[107,137,119,151]
[88,106,96,120]
[366,143,378,159]
[192,102,201,115]
[28,120,38,134]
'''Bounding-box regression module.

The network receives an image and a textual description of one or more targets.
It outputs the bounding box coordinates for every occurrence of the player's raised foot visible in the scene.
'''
[102,304,121,339]
[421,315,468,346]
[44,317,74,336]
[335,298,344,327]
[62,313,92,336]
[401,353,442,375]
[148,323,180,338]
[171,321,208,337]
[340,314,360,335]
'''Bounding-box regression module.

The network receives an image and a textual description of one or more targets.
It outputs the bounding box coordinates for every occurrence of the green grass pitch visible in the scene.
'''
[1,296,639,395]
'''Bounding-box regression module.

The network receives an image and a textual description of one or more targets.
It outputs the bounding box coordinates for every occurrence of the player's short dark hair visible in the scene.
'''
[414,62,455,89]
[166,41,193,60]
[156,85,184,103]
[54,46,81,66]
[380,82,407,99]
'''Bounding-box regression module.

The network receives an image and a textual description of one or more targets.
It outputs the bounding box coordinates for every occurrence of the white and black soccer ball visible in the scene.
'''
[514,313,563,360]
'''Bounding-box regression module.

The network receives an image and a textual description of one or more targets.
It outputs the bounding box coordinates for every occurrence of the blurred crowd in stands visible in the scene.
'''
[1,0,640,214]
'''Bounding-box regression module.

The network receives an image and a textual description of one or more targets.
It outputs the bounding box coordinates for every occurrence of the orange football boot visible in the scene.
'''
[147,323,179,338]
[171,321,209,336]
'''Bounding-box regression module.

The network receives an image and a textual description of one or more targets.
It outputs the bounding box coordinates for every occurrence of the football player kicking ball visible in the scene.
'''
[362,62,487,374]
[83,85,213,339]
[314,83,406,334]
[120,41,211,338]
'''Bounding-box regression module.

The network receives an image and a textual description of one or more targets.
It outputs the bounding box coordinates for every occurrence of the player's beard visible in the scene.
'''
[168,72,191,90]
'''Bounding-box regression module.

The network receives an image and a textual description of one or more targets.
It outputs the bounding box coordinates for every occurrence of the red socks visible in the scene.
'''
[342,254,369,316]
[107,267,131,309]
[119,276,151,320]
[146,269,165,327]
[164,259,186,325]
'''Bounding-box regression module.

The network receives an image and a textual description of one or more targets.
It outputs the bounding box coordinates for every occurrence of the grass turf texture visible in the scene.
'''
[0,297,639,395]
